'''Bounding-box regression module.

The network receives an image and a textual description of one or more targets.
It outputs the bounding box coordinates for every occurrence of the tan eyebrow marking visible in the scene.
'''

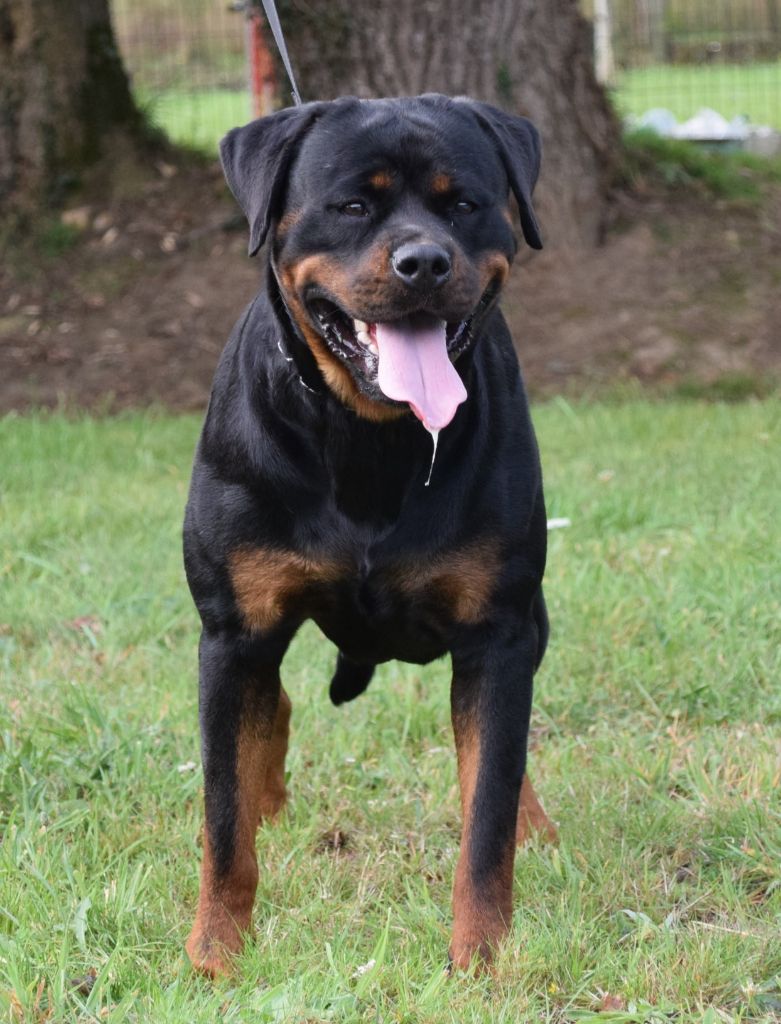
[276,208,303,236]
[431,172,452,194]
[370,170,393,190]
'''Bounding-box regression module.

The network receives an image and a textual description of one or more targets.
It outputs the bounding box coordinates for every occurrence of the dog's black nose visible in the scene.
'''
[391,242,452,290]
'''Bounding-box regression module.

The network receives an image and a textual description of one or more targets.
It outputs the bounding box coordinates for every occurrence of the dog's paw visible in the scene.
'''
[446,940,495,976]
[185,916,246,978]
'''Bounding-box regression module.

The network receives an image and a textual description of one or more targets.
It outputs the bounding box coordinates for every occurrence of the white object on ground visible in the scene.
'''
[547,517,571,530]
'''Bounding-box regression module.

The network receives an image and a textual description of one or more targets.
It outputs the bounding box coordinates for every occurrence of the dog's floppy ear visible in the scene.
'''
[220,103,326,256]
[462,101,543,250]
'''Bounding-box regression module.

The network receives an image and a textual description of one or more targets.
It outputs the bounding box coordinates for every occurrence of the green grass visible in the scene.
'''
[615,61,781,130]
[622,128,781,199]
[138,87,251,152]
[131,61,781,155]
[1,400,779,1022]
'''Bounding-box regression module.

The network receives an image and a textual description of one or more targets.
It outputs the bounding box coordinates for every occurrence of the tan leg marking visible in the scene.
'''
[450,713,515,971]
[258,687,291,820]
[187,689,292,976]
[516,774,558,846]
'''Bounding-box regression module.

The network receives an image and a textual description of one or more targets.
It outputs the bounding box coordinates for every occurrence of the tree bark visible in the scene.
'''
[0,0,148,213]
[274,0,621,247]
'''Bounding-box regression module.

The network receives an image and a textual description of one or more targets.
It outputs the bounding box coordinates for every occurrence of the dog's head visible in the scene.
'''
[220,95,542,429]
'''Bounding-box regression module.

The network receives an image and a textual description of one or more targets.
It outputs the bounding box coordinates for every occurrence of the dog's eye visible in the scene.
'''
[338,200,369,217]
[453,200,477,215]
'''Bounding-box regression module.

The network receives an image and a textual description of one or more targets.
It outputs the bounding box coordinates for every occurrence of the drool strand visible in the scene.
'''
[424,427,440,487]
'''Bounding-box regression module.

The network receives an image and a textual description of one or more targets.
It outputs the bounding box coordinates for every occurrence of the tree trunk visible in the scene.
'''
[0,0,148,213]
[275,0,621,247]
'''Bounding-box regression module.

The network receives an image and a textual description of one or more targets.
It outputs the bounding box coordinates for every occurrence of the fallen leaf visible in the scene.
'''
[600,993,626,1011]
[65,616,103,635]
[317,827,349,854]
[68,969,97,996]
[61,206,91,231]
[352,958,376,978]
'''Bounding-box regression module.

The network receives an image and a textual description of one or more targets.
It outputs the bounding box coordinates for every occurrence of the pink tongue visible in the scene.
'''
[374,318,467,430]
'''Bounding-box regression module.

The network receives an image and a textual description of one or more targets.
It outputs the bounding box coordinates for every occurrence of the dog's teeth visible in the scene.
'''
[368,341,378,356]
[354,319,368,332]
[356,330,371,345]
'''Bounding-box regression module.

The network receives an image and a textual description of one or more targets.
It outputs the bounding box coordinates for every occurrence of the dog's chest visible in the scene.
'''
[228,538,500,652]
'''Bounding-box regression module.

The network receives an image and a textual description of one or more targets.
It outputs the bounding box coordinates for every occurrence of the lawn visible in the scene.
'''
[0,399,779,1023]
[615,61,781,130]
[138,87,251,152]
[137,62,781,154]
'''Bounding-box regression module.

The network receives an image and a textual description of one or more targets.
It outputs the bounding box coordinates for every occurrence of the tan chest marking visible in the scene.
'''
[394,540,501,625]
[230,540,500,633]
[229,547,344,632]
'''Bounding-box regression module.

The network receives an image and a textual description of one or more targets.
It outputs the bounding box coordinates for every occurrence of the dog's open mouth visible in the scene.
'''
[307,288,497,430]
[309,299,473,363]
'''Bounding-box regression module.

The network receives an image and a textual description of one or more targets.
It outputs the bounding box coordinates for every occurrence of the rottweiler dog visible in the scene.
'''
[183,93,556,977]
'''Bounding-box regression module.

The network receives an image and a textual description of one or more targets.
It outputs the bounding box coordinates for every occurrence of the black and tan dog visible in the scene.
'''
[183,93,556,977]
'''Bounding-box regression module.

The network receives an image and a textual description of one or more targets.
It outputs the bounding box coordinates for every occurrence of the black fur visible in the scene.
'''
[184,94,549,968]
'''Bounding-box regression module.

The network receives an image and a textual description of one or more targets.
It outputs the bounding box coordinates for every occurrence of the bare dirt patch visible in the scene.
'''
[1,161,779,413]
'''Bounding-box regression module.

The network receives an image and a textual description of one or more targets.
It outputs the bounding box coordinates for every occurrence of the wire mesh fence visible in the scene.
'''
[112,0,250,151]
[599,0,781,129]
[112,0,781,153]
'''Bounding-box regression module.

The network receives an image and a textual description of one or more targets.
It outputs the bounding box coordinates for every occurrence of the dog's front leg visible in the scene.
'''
[449,617,537,971]
[186,627,291,977]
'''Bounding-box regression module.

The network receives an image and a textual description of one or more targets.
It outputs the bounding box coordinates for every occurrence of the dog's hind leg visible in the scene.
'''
[329,651,375,705]
[532,587,549,671]
[258,685,291,820]
[516,774,558,845]
[516,588,558,846]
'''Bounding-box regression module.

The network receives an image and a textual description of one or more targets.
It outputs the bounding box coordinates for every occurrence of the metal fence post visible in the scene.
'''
[245,3,277,118]
[594,0,615,84]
